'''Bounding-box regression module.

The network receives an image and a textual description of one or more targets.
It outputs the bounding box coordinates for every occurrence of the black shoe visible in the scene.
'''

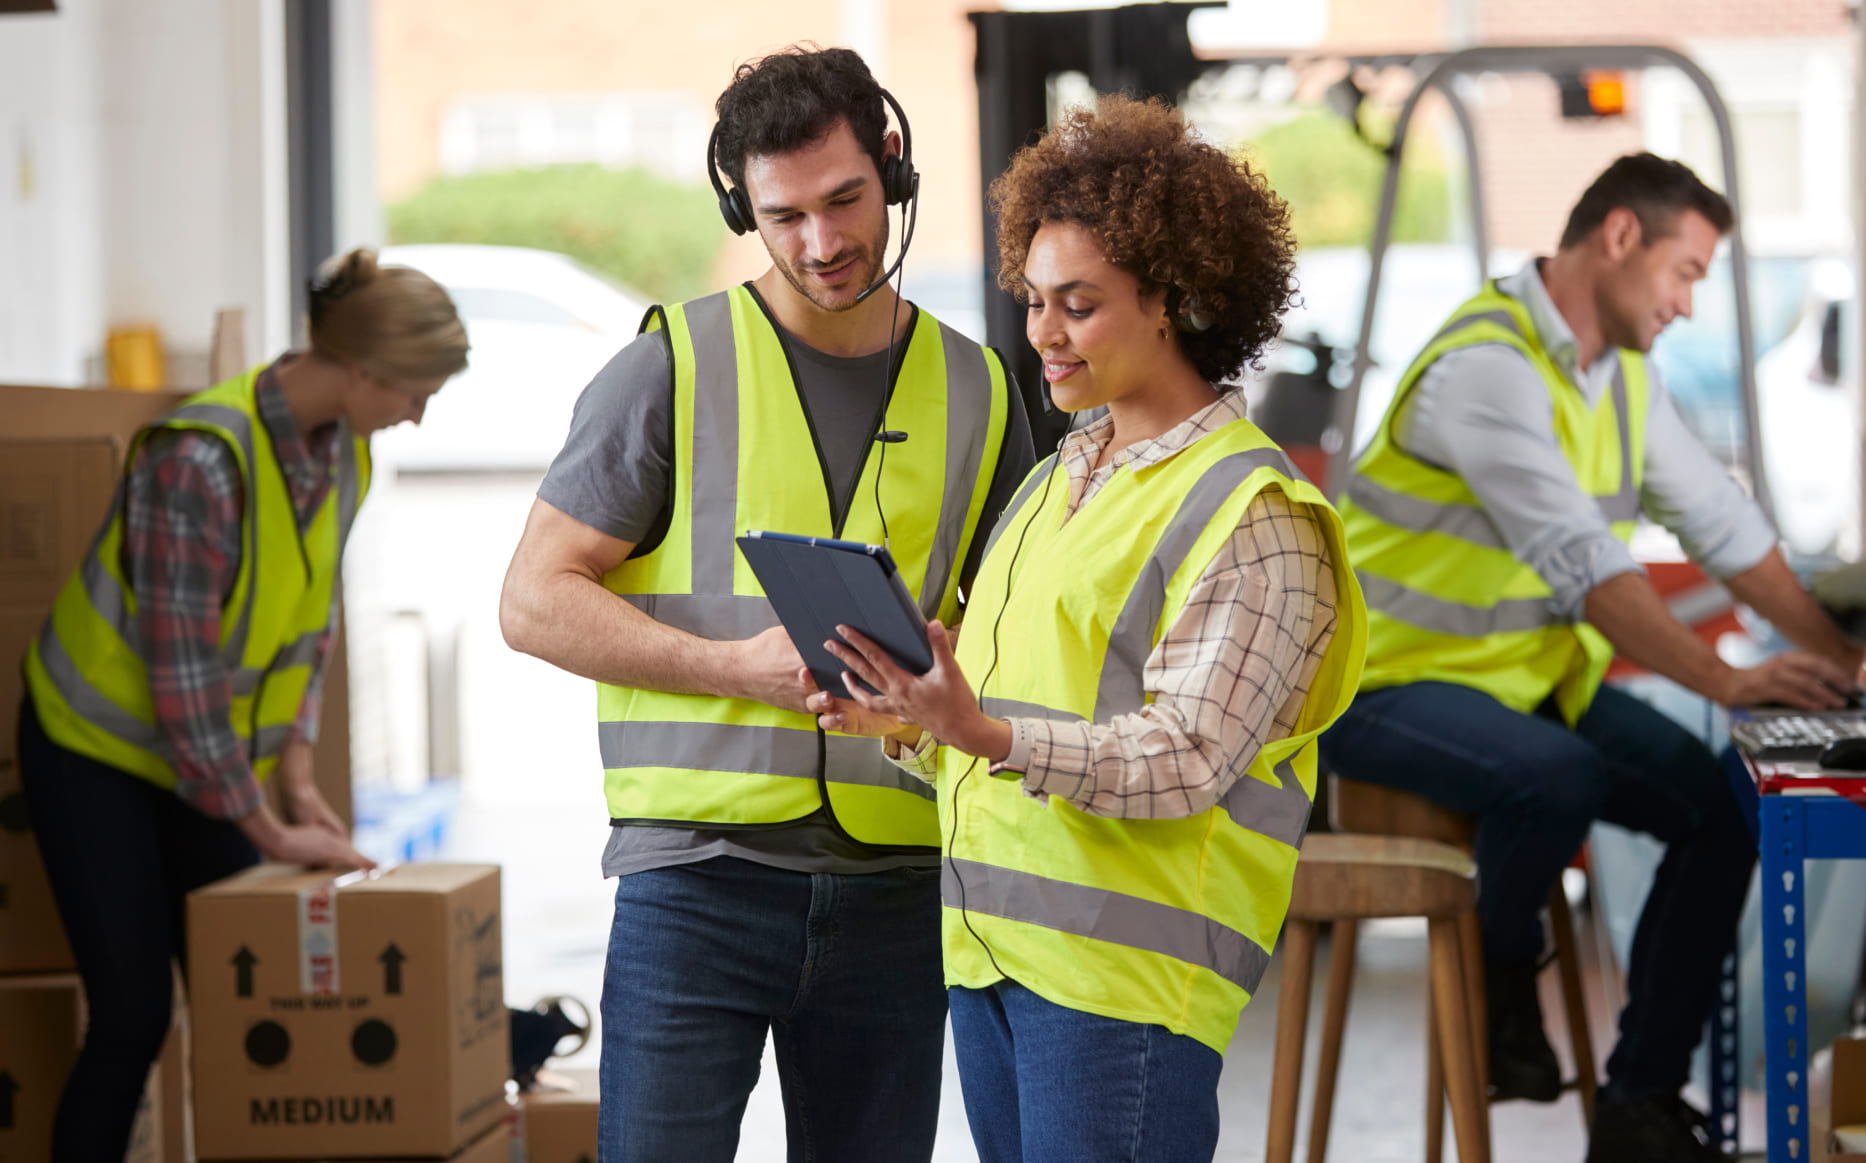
[1583,1091,1727,1163]
[1485,961,1562,1103]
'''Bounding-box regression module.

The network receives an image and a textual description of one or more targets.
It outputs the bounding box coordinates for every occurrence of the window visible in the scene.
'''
[439,94,708,182]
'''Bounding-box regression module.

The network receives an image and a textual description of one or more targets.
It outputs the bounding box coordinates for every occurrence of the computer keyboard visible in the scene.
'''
[1731,711,1866,761]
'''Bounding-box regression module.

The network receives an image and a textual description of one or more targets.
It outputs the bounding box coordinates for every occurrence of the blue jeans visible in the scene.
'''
[948,980,1224,1163]
[598,855,946,1163]
[1318,681,1755,1097]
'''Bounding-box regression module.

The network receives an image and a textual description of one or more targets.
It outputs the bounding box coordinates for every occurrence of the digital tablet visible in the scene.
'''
[736,530,933,701]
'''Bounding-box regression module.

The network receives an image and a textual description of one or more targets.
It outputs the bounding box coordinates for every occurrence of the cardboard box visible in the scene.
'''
[0,429,124,973]
[0,381,358,974]
[521,1069,598,1163]
[0,974,81,1163]
[1833,1037,1866,1162]
[187,863,508,1160]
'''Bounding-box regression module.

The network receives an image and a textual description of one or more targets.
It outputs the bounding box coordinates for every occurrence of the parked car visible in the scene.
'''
[372,244,649,472]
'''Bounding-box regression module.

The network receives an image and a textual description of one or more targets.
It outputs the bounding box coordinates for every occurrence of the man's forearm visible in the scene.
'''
[1583,571,1734,702]
[501,570,744,699]
[1723,547,1864,672]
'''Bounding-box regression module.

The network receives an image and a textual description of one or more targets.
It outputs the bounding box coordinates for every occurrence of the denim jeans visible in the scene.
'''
[597,854,946,1163]
[948,980,1224,1163]
[18,696,260,1162]
[1318,680,1755,1097]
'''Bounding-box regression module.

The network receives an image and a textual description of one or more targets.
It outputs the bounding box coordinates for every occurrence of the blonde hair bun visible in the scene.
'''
[307,247,469,382]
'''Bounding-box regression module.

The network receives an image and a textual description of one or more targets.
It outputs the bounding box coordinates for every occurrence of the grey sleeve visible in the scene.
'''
[536,330,674,544]
[958,368,1038,595]
[1637,370,1779,579]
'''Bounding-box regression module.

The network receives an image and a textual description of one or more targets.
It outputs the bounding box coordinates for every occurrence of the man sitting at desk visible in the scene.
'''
[1320,152,1866,1163]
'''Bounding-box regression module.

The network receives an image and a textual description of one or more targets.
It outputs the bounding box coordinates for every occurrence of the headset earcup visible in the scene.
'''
[881,156,916,207]
[718,188,754,236]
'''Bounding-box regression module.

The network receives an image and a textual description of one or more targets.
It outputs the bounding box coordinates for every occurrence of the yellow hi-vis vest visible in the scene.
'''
[1340,281,1650,725]
[23,367,369,787]
[598,286,1015,848]
[939,414,1367,1053]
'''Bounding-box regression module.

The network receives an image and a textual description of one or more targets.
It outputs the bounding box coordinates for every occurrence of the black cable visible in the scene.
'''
[873,195,913,548]
[947,414,1076,981]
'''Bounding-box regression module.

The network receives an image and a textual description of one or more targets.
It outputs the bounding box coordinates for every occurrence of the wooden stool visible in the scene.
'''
[1267,833,1490,1163]
[1316,776,1600,1163]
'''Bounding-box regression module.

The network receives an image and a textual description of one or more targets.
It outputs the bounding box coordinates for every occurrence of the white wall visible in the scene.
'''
[0,0,290,388]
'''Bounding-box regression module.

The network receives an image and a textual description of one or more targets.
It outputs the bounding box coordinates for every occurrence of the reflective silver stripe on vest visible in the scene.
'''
[979,454,1059,564]
[982,696,1081,723]
[919,324,997,618]
[32,620,167,753]
[1428,307,1522,349]
[685,292,741,595]
[942,857,1272,993]
[1094,447,1301,723]
[253,722,296,761]
[1223,758,1312,848]
[1601,361,1640,523]
[1346,476,1512,551]
[1356,570,1564,637]
[621,593,781,640]
[599,720,935,801]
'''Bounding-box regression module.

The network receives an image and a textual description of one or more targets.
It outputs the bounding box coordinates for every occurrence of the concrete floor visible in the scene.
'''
[445,804,1767,1162]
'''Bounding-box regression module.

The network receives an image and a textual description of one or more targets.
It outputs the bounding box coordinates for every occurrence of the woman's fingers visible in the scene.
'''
[827,639,887,696]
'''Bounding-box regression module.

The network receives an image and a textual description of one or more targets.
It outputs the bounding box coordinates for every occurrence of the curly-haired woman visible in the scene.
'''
[805,95,1369,1161]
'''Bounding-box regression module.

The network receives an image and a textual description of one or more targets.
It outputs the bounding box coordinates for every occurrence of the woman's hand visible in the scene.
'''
[823,622,1012,762]
[238,803,377,872]
[277,738,347,838]
[800,666,914,740]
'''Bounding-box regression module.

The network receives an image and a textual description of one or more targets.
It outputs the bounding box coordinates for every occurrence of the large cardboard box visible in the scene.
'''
[1,382,357,974]
[520,1069,597,1163]
[0,974,81,1163]
[221,1116,522,1163]
[1833,1037,1866,1163]
[187,863,508,1160]
[0,972,174,1163]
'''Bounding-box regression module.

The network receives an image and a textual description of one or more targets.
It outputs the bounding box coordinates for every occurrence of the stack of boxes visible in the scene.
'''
[1,385,188,1163]
[517,1071,598,1163]
[185,863,514,1163]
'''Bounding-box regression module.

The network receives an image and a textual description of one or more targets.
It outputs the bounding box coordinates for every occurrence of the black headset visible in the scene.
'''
[708,87,919,237]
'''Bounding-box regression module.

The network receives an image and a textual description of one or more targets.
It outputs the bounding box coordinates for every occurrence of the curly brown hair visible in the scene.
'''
[990,95,1297,385]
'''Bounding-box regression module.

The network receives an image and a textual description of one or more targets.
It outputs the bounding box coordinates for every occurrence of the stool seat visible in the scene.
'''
[1290,835,1476,922]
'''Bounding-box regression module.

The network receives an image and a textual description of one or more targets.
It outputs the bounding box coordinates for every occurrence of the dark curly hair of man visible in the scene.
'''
[714,45,887,192]
[990,95,1297,386]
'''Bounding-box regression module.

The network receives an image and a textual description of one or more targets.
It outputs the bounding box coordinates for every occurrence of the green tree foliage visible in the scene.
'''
[1244,112,1453,250]
[387,164,727,303]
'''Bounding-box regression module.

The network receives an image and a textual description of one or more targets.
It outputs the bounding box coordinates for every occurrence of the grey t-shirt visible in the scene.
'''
[537,294,1036,877]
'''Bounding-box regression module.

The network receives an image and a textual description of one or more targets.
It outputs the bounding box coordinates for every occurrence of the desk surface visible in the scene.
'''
[1746,756,1866,798]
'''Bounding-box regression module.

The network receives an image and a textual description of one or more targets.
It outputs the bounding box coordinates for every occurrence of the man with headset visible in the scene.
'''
[501,45,1034,1162]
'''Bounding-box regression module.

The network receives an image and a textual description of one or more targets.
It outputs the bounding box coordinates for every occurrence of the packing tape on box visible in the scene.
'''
[297,880,339,994]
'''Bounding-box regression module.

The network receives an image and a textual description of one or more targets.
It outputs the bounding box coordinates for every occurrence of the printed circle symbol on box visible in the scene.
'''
[245,1020,291,1067]
[352,1018,398,1066]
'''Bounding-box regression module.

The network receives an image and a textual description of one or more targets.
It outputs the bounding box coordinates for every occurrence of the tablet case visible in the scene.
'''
[736,531,933,701]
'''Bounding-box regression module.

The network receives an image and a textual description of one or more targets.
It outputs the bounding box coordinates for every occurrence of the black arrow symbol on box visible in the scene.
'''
[379,943,406,995]
[0,1071,16,1130]
[232,946,257,998]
